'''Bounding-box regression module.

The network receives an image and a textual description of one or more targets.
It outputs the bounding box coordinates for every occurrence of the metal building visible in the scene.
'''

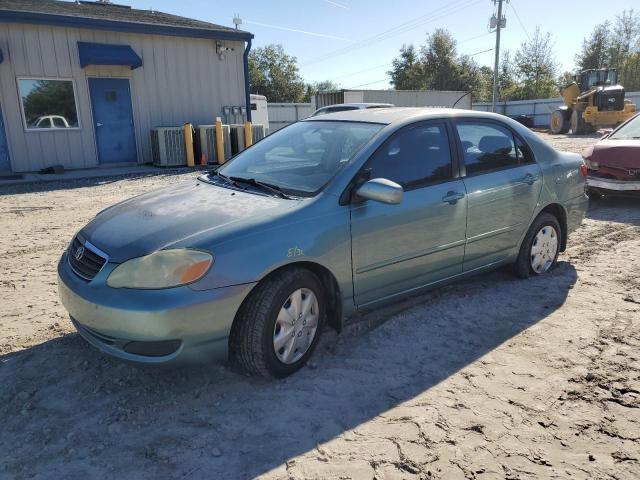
[0,0,253,173]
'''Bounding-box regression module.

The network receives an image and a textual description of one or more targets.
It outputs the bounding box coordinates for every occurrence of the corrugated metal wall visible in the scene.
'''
[473,92,640,127]
[315,90,472,110]
[0,23,246,172]
[266,103,315,132]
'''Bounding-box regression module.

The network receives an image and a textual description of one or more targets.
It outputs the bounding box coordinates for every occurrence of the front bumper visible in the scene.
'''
[58,252,256,365]
[587,176,640,191]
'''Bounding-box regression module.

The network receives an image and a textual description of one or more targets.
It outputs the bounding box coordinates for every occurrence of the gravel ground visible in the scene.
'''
[1,132,639,480]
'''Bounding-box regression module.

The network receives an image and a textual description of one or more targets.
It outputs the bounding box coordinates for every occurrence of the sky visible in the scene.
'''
[103,0,637,89]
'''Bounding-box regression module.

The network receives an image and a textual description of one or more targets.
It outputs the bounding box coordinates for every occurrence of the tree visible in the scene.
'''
[248,44,306,102]
[388,30,488,101]
[575,22,611,71]
[303,80,340,102]
[388,44,425,90]
[497,51,518,100]
[609,9,640,90]
[421,29,461,90]
[513,28,559,99]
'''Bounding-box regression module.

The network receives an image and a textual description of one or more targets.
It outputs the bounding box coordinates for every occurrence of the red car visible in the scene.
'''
[583,113,640,197]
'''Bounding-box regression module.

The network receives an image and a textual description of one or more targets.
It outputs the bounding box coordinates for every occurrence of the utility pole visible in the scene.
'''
[491,0,504,113]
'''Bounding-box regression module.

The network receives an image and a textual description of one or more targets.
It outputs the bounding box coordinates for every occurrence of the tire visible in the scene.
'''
[230,267,325,378]
[570,109,587,134]
[514,213,562,278]
[550,109,570,134]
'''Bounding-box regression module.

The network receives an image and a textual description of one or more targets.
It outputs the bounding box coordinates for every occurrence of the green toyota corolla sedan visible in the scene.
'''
[58,108,588,378]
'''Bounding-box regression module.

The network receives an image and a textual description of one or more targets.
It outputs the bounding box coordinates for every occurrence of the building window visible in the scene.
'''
[18,79,79,130]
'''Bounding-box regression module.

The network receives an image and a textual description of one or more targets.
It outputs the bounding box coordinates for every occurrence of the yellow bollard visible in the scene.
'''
[183,122,195,167]
[244,121,252,149]
[215,117,225,164]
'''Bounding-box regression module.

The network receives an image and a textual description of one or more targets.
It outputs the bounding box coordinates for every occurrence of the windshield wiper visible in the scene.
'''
[216,171,242,188]
[228,176,292,199]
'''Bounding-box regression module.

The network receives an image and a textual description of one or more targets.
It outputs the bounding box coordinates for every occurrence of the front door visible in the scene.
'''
[89,78,136,164]
[454,120,542,271]
[350,122,468,307]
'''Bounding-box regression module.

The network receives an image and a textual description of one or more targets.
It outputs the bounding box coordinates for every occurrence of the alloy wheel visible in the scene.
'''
[273,288,319,364]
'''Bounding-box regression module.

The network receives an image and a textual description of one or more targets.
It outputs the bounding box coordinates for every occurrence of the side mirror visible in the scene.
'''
[355,178,403,205]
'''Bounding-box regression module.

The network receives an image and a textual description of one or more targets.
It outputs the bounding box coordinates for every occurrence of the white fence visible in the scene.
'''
[267,103,315,132]
[473,91,640,127]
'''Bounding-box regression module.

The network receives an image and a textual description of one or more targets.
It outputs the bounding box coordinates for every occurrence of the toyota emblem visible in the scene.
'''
[74,246,85,261]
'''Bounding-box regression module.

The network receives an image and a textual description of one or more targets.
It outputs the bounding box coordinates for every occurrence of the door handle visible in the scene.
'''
[520,173,537,185]
[96,122,103,127]
[442,191,465,205]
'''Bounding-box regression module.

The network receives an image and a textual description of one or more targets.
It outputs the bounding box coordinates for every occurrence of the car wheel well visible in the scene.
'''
[539,203,567,251]
[229,262,343,350]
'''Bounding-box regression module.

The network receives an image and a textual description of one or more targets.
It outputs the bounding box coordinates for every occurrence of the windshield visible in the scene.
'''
[609,114,640,140]
[216,120,383,196]
[583,69,618,89]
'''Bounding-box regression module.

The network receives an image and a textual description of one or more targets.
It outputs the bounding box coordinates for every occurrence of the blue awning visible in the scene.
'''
[77,42,142,70]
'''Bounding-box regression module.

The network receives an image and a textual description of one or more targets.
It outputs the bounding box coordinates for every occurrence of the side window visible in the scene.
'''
[367,123,453,188]
[515,135,534,164]
[456,123,518,175]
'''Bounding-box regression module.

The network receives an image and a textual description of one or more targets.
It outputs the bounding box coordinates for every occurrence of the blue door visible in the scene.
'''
[0,104,11,172]
[89,78,137,164]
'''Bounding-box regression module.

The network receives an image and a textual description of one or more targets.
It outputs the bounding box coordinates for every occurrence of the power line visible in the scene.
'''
[329,33,492,82]
[301,0,483,66]
[508,0,530,40]
[347,77,391,89]
[332,62,392,80]
[344,46,493,89]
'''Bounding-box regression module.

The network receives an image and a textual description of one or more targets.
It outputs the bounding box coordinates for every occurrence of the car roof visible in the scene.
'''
[317,103,393,110]
[304,107,512,125]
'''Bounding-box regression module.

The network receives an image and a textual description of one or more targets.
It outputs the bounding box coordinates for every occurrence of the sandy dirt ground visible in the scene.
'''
[0,133,639,480]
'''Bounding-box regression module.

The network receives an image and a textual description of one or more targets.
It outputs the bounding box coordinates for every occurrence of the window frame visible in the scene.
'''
[16,77,82,132]
[342,119,462,204]
[452,118,536,177]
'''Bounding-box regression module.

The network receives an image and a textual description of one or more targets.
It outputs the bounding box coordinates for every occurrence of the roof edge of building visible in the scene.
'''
[0,9,253,42]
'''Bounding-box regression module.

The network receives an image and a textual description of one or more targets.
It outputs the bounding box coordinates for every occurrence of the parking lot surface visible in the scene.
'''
[1,133,639,479]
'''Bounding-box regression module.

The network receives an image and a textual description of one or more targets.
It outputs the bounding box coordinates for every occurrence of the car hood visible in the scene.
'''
[588,139,640,168]
[81,179,292,263]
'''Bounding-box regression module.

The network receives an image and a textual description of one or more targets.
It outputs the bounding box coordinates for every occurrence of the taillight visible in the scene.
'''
[580,161,588,178]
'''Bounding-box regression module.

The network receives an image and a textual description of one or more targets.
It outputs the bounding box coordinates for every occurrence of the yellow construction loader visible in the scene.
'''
[549,68,636,134]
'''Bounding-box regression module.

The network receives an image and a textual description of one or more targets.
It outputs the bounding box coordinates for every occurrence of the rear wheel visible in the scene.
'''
[230,268,325,378]
[514,213,561,278]
[550,109,570,134]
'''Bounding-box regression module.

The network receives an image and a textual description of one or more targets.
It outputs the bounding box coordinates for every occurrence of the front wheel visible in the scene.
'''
[550,109,570,134]
[230,268,325,378]
[514,213,561,278]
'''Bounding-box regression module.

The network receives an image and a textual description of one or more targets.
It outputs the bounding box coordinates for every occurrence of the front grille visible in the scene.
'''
[68,236,108,280]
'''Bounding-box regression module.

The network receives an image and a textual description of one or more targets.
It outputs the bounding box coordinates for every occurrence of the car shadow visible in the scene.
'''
[587,196,640,226]
[0,263,578,479]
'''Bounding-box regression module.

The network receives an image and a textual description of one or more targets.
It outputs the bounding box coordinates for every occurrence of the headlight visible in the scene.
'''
[107,249,213,289]
[585,159,599,170]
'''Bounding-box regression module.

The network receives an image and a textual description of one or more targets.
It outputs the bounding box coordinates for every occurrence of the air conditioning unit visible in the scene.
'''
[195,125,231,165]
[229,124,246,156]
[252,124,266,143]
[151,127,186,167]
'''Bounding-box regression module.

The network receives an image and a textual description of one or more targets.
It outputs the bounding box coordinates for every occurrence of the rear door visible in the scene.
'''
[454,120,542,271]
[350,121,467,306]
